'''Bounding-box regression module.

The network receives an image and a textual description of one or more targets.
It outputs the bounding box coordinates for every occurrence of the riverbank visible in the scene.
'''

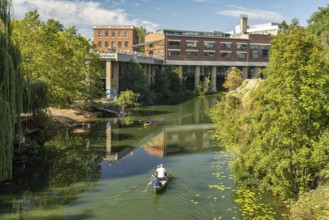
[47,107,94,127]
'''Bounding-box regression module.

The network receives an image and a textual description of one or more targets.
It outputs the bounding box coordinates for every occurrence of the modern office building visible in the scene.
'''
[235,14,279,35]
[93,25,138,51]
[96,15,273,93]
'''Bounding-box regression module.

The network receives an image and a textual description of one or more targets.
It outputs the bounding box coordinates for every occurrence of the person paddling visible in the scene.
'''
[156,164,167,180]
[149,172,162,188]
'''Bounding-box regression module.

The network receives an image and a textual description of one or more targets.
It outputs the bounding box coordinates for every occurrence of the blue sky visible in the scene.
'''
[12,0,329,40]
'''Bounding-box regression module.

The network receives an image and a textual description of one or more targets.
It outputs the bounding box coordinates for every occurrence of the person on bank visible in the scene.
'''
[156,164,167,180]
[149,172,162,188]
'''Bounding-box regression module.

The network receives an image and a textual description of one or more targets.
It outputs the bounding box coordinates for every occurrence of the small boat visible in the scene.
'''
[153,177,169,193]
[117,111,127,117]
[140,119,161,127]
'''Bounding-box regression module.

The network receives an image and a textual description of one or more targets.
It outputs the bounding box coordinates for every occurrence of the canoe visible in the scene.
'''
[153,177,169,193]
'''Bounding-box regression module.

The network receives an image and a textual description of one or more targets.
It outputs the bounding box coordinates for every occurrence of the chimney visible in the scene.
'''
[240,14,248,33]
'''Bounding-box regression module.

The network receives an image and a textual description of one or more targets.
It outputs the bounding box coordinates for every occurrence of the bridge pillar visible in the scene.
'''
[105,61,120,94]
[211,66,217,92]
[178,65,183,79]
[195,66,201,90]
[242,66,248,79]
[151,65,156,85]
[106,122,112,157]
[105,61,112,92]
[142,64,152,86]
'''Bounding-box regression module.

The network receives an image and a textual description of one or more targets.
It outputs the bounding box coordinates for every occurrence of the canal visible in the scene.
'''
[0,96,287,219]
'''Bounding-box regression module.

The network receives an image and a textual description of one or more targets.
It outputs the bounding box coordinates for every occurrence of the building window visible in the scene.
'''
[98,31,102,37]
[111,31,115,37]
[105,31,108,38]
[111,41,115,48]
[250,45,259,58]
[118,31,122,38]
[187,50,198,57]
[204,41,215,48]
[118,41,122,47]
[237,52,247,59]
[186,41,197,47]
[168,40,180,46]
[261,45,270,58]
[98,41,102,47]
[168,50,180,56]
[105,41,109,47]
[125,31,128,38]
[125,41,129,48]
[237,43,247,49]
[221,42,231,49]
[220,51,231,58]
[204,51,215,57]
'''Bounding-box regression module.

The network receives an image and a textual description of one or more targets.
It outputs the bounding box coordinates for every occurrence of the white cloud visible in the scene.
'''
[156,6,162,11]
[12,0,159,39]
[216,6,284,22]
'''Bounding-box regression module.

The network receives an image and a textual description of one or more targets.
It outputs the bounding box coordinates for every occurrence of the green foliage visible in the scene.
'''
[223,67,243,91]
[12,10,103,107]
[119,62,154,105]
[307,4,329,63]
[0,0,26,182]
[210,20,329,199]
[151,66,190,104]
[136,26,147,44]
[291,183,329,220]
[307,4,329,36]
[197,76,211,95]
[117,90,141,108]
[29,80,48,115]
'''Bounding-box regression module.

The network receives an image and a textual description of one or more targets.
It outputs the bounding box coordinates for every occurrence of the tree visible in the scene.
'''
[223,67,243,91]
[210,21,329,198]
[197,76,211,95]
[307,4,329,62]
[119,63,154,105]
[136,26,147,44]
[0,0,25,182]
[307,4,329,37]
[117,90,141,108]
[12,10,103,107]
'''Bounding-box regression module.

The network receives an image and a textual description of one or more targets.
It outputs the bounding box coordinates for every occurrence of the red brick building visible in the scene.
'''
[93,25,138,52]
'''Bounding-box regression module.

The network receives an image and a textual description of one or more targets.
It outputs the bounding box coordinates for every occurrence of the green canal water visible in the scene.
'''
[0,97,287,220]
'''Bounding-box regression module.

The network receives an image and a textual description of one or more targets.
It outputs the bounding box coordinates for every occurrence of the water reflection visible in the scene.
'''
[143,124,215,157]
[0,96,287,219]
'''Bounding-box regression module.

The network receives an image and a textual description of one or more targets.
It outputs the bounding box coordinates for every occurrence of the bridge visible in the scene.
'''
[99,51,166,98]
[100,50,165,64]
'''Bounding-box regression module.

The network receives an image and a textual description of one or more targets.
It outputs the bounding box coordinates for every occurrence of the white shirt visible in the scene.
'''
[156,167,167,178]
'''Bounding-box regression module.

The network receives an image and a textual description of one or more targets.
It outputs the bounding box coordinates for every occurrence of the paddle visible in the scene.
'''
[143,175,153,192]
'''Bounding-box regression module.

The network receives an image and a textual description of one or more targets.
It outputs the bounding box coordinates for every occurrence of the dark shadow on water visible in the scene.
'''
[63,212,94,220]
[131,109,172,117]
[111,133,134,141]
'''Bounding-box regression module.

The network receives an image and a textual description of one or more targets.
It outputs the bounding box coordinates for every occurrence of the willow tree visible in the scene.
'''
[0,0,24,182]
